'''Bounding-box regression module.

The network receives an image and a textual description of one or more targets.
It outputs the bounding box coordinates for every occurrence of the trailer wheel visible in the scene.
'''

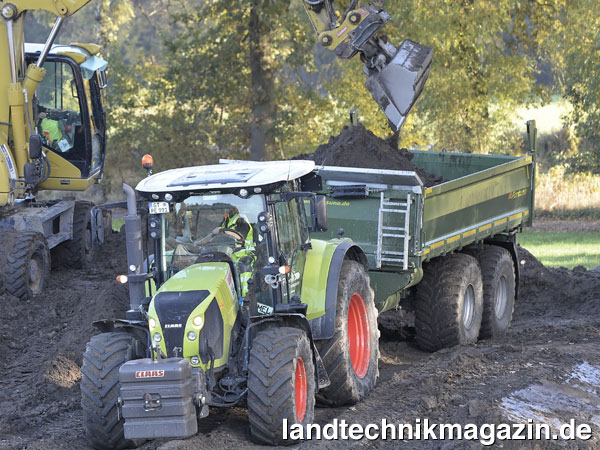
[475,246,516,339]
[5,231,50,300]
[316,259,378,406]
[415,253,483,352]
[56,201,98,269]
[81,332,143,450]
[248,327,315,445]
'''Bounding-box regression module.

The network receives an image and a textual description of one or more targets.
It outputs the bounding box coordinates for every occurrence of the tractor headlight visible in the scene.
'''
[153,332,162,342]
[149,317,156,329]
[187,331,197,341]
[192,315,204,328]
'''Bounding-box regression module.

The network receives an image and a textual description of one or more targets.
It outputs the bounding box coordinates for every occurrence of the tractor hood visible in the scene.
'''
[147,262,239,370]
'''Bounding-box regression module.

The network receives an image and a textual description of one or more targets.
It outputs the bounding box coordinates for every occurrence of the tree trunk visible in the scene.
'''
[248,0,274,161]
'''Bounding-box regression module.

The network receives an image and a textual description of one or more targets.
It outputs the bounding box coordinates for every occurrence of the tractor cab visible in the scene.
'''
[134,160,324,320]
[25,43,107,190]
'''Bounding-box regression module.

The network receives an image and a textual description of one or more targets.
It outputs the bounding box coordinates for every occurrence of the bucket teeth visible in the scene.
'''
[366,40,433,132]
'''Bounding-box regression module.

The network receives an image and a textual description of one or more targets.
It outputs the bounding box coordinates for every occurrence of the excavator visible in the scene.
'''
[302,0,432,131]
[0,0,108,299]
[0,0,430,301]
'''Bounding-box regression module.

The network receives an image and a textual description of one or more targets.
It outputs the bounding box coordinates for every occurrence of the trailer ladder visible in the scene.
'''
[376,192,411,270]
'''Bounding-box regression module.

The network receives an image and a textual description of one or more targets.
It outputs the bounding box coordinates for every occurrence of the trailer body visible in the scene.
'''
[309,149,535,312]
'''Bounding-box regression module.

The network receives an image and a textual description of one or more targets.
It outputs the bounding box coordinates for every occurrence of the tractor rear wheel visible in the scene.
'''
[248,327,315,445]
[475,246,516,339]
[316,259,379,406]
[415,253,483,352]
[81,332,143,450]
[4,231,50,300]
[56,201,97,269]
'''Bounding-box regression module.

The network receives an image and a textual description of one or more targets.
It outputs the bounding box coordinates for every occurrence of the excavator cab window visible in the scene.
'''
[27,54,105,179]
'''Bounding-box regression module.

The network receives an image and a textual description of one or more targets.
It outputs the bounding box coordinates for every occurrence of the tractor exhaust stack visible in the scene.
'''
[123,183,145,316]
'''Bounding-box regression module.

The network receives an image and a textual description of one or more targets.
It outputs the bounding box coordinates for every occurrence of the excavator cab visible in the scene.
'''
[25,43,107,190]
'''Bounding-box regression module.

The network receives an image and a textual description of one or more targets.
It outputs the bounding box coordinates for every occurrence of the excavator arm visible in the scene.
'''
[302,0,433,132]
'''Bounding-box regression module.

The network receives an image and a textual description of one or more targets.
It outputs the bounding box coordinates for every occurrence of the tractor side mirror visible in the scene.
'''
[311,195,328,232]
[29,134,42,159]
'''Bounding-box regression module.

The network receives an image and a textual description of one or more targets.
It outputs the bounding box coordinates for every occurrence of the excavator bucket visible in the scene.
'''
[365,40,433,132]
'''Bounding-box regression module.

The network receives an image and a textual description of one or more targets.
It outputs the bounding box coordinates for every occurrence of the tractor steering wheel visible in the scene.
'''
[220,227,246,243]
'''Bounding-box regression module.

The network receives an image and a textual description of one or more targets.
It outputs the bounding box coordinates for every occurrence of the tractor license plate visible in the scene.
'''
[149,202,170,214]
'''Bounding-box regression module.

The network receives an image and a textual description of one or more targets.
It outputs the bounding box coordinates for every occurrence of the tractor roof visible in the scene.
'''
[135,160,315,196]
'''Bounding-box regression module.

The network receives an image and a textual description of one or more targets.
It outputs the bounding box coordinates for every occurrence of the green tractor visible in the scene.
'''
[81,159,379,448]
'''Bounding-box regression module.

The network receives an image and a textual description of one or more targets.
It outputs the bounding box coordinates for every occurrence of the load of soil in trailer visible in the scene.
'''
[296,123,444,187]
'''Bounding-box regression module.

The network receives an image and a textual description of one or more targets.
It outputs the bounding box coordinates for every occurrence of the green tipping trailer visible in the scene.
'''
[307,121,537,351]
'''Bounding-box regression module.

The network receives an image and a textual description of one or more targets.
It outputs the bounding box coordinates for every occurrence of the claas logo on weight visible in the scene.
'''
[135,370,165,379]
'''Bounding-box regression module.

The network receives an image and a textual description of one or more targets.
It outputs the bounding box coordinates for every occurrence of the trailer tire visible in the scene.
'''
[56,201,98,269]
[415,253,483,352]
[475,246,516,339]
[81,332,143,450]
[248,327,315,445]
[5,231,50,300]
[316,259,378,406]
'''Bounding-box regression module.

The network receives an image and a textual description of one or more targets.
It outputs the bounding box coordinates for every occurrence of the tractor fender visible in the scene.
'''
[93,319,151,357]
[307,241,368,341]
[248,313,330,390]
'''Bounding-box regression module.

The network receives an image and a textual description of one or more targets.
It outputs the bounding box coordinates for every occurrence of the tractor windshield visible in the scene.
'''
[161,193,270,304]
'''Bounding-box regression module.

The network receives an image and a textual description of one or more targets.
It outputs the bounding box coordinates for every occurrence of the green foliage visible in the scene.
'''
[27,0,600,196]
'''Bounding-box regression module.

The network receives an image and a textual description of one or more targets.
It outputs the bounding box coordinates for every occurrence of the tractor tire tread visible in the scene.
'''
[81,332,139,450]
[248,327,315,446]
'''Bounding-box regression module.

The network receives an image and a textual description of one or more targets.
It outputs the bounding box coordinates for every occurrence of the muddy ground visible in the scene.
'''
[0,226,598,449]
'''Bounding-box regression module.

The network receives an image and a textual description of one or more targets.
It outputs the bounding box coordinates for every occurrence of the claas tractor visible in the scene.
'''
[81,159,379,448]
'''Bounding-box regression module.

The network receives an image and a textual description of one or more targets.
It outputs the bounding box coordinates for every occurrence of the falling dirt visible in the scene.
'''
[1,234,600,449]
[296,124,444,187]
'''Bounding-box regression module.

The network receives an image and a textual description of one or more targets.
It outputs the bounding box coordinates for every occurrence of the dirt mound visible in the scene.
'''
[517,246,600,317]
[298,124,444,187]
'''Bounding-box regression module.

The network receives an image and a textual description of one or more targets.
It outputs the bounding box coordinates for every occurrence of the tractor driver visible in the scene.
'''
[221,207,256,300]
[198,206,256,299]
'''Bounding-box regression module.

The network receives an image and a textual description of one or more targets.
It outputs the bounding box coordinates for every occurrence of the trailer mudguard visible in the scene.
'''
[302,239,368,340]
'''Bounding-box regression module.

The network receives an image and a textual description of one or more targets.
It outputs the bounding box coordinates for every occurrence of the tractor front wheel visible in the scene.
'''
[316,259,379,406]
[81,332,143,450]
[248,326,315,445]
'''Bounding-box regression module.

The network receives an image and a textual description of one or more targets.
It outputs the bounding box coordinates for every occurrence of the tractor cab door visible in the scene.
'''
[27,54,106,187]
[273,195,310,303]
